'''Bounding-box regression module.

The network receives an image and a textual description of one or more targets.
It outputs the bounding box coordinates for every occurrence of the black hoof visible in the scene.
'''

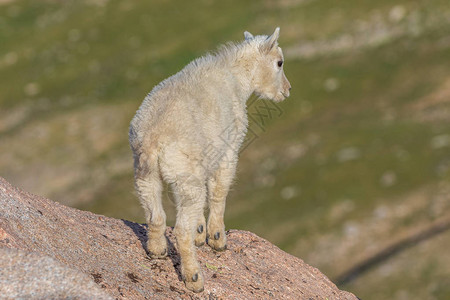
[192,286,204,293]
[197,225,204,234]
[195,241,205,247]
[192,273,199,282]
[147,248,167,259]
[214,232,220,240]
[215,244,227,252]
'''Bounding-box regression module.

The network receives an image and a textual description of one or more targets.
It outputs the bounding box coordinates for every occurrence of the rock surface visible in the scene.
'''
[0,248,112,299]
[0,177,357,299]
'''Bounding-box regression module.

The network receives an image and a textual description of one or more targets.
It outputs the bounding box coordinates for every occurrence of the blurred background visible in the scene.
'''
[1,0,450,298]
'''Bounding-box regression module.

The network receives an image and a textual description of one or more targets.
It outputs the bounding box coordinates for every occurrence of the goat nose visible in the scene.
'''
[289,86,292,91]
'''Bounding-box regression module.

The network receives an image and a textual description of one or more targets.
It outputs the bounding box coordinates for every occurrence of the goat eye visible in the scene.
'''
[277,60,283,67]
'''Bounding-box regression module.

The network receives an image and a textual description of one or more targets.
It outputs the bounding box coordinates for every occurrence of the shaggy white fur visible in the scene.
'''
[129,27,291,292]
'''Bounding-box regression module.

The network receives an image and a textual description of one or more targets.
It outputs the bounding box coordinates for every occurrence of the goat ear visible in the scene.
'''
[260,27,280,53]
[244,31,254,40]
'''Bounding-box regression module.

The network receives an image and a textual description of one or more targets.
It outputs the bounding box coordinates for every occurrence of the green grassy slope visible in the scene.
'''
[1,0,450,299]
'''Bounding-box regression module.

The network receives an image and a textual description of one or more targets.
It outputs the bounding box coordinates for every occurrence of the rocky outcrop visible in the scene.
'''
[0,177,357,299]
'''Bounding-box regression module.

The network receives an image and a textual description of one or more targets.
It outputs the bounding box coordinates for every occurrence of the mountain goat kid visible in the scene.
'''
[129,28,291,292]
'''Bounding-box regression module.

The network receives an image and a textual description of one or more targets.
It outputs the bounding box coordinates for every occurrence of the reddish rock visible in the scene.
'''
[0,177,357,299]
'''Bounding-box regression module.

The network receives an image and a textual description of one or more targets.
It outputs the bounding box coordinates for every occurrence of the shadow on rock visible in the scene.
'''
[121,220,182,281]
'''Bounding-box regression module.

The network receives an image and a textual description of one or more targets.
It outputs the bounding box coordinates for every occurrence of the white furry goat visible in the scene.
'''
[129,28,291,292]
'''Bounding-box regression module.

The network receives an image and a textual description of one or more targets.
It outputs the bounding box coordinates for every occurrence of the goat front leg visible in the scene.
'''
[206,161,236,251]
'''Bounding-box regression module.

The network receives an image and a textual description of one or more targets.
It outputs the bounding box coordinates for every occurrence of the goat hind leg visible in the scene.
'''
[194,211,206,247]
[172,174,206,293]
[134,157,167,259]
